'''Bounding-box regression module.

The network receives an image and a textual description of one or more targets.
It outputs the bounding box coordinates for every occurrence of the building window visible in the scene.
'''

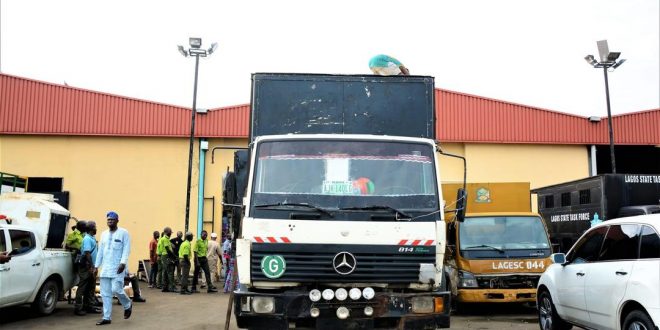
[579,189,591,205]
[561,192,571,207]
[544,195,554,209]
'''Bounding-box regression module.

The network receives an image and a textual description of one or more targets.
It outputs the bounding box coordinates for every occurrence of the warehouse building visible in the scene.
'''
[1,73,659,269]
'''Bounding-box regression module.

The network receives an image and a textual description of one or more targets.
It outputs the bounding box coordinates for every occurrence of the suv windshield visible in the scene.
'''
[459,216,550,250]
[250,139,438,219]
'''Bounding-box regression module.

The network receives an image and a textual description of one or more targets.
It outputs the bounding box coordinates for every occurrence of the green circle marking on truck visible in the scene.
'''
[261,255,286,279]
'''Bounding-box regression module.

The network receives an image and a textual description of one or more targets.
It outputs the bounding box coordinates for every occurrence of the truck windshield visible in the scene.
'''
[459,216,550,250]
[250,139,438,218]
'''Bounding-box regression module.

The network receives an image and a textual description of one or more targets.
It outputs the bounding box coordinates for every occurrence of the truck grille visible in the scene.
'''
[476,275,540,289]
[250,243,435,284]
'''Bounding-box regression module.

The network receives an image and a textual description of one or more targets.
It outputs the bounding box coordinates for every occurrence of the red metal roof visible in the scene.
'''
[1,73,658,145]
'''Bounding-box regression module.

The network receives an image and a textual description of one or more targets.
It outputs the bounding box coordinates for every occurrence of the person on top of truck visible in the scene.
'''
[369,54,410,76]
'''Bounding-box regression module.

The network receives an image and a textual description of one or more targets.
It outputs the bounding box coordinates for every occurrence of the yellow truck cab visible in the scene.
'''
[443,183,552,306]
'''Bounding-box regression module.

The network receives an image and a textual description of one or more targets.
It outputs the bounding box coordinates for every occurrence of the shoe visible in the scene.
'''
[85,307,102,314]
[191,288,200,293]
[124,306,132,319]
[180,290,192,295]
[156,285,163,289]
[74,309,87,316]
[96,319,112,326]
[132,296,146,303]
[207,288,218,293]
[161,288,171,293]
[147,285,153,288]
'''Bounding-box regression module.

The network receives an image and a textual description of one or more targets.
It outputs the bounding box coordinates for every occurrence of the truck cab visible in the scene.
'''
[228,73,452,329]
[443,183,552,306]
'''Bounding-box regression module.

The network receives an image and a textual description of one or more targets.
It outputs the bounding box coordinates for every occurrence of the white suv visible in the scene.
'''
[537,214,660,330]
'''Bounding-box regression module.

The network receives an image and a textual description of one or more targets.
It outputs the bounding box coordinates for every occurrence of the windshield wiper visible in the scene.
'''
[340,205,412,220]
[464,245,505,253]
[254,202,334,218]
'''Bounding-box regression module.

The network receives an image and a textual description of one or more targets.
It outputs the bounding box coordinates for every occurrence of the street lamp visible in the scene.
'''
[178,37,217,232]
[584,40,626,174]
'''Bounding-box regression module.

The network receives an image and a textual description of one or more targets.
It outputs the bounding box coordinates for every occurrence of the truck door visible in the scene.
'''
[0,229,10,306]
[4,229,43,304]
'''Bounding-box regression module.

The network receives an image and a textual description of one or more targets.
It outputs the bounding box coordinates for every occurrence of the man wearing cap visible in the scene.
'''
[94,211,132,325]
[178,232,193,294]
[191,230,218,293]
[157,227,176,292]
[207,232,222,283]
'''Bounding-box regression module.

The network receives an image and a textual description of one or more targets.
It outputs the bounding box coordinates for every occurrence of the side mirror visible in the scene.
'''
[551,253,566,265]
[455,188,467,222]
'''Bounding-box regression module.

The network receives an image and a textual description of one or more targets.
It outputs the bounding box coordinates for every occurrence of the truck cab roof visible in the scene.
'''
[465,212,540,217]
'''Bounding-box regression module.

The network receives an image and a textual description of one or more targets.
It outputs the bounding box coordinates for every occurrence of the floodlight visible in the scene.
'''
[208,42,218,55]
[189,37,202,49]
[612,59,626,69]
[584,55,597,66]
[178,45,188,57]
[607,52,621,62]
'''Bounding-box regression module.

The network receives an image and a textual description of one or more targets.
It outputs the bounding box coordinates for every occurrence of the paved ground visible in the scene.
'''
[0,286,546,329]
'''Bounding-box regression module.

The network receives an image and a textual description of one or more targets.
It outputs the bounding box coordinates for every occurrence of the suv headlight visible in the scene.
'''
[458,271,478,288]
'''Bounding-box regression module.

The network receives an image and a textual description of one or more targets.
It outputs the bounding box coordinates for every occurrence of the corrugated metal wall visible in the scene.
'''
[1,73,658,145]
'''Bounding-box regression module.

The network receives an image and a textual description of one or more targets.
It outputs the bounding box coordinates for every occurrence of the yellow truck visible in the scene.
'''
[442,182,552,306]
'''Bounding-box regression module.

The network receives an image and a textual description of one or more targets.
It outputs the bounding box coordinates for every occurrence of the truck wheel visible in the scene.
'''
[538,290,572,330]
[32,279,60,315]
[623,310,654,330]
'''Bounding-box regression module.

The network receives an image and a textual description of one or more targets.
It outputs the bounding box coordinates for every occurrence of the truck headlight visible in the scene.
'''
[458,271,478,288]
[362,287,375,300]
[335,288,348,301]
[251,297,275,314]
[349,288,362,300]
[322,289,335,301]
[411,297,434,313]
[309,289,321,302]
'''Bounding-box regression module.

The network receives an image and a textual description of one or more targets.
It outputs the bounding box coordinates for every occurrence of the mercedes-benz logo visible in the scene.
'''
[333,252,357,275]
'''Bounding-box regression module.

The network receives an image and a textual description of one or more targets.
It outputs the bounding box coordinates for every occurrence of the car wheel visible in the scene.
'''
[538,290,572,330]
[32,279,60,315]
[623,310,655,330]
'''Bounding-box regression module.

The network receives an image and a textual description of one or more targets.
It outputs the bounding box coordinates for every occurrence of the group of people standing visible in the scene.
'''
[66,211,137,326]
[148,228,231,295]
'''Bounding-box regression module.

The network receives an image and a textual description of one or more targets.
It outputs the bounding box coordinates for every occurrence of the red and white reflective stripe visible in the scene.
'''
[253,236,291,243]
[398,239,435,246]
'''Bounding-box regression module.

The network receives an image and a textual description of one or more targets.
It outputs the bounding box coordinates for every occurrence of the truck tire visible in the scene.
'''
[32,279,60,315]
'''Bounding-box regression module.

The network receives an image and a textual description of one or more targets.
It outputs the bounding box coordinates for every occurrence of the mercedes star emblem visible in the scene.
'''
[333,252,357,275]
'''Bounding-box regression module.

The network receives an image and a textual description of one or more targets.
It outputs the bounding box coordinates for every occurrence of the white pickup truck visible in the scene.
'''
[0,193,75,315]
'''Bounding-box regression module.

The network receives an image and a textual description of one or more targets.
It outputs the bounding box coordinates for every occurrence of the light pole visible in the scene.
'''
[178,37,217,232]
[584,40,625,174]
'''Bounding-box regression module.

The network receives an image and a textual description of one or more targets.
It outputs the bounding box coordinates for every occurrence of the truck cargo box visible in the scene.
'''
[532,174,660,252]
[250,73,435,141]
[0,192,71,249]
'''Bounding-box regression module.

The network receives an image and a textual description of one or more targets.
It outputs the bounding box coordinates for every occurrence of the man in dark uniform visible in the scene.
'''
[170,231,183,284]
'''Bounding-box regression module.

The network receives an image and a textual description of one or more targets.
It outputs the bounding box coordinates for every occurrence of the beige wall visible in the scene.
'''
[0,135,199,271]
[0,136,590,269]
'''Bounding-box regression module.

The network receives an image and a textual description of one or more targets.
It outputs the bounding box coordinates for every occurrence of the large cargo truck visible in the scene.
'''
[532,174,660,252]
[442,183,552,306]
[226,73,456,329]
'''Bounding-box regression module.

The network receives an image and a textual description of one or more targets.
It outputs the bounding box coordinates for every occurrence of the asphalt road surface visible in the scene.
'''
[0,288,546,329]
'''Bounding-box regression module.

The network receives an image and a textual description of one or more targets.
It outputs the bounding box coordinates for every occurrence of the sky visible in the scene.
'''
[1,0,658,117]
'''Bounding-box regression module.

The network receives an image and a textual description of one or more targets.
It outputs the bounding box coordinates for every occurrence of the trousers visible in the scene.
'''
[100,277,131,321]
[192,257,214,290]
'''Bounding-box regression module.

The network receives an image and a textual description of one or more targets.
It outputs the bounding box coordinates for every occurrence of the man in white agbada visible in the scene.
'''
[94,211,132,325]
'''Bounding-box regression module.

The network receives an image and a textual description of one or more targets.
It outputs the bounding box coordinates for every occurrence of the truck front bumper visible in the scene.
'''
[457,288,536,303]
[234,288,451,329]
